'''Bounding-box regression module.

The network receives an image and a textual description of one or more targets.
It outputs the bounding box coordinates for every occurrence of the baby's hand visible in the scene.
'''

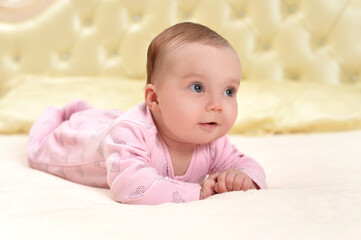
[214,168,256,193]
[199,173,219,200]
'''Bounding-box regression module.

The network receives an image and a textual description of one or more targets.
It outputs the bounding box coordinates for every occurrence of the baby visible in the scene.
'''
[27,22,267,204]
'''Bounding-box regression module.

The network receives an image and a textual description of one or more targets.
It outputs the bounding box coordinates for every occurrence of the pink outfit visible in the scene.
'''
[28,100,267,205]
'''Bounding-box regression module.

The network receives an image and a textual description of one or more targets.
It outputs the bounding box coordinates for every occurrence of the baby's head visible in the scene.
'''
[145,22,242,145]
[147,22,233,85]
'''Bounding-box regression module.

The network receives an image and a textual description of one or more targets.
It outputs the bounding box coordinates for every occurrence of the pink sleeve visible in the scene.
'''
[104,121,201,205]
[209,136,267,189]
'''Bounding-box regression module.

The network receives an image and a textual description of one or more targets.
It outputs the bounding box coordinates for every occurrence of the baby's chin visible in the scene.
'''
[189,133,228,145]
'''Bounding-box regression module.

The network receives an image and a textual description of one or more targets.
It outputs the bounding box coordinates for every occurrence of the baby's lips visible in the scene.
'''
[199,122,218,131]
[200,121,218,125]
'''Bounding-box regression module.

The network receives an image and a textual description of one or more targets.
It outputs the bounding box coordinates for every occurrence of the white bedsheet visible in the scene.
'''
[1,131,360,240]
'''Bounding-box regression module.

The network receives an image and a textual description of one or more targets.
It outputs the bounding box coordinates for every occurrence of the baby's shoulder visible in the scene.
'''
[102,103,158,149]
[121,102,155,128]
[109,102,158,137]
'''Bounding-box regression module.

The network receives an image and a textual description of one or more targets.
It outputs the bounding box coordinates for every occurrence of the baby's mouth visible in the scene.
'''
[201,122,217,125]
[199,122,218,131]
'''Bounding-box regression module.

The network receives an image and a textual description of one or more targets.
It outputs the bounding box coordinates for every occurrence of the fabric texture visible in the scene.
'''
[2,131,361,239]
[27,100,266,204]
[1,75,360,135]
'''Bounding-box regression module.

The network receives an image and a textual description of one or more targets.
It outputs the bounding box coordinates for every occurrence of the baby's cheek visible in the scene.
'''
[232,102,238,120]
[225,108,238,128]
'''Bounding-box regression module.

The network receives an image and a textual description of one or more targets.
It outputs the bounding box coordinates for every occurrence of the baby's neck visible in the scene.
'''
[160,133,196,155]
[160,134,195,176]
[151,112,196,154]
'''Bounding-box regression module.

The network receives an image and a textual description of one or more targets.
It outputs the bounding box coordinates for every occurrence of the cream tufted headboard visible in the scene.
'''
[1,0,361,85]
[0,0,361,134]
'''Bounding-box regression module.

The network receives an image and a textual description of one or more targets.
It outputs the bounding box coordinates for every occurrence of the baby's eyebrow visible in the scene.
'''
[229,79,240,86]
[182,72,205,79]
[182,72,241,86]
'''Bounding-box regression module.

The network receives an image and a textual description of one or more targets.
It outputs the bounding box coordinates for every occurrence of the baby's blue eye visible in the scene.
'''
[224,88,234,97]
[189,83,204,93]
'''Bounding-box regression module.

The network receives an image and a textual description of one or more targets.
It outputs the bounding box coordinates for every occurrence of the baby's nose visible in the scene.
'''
[206,99,222,112]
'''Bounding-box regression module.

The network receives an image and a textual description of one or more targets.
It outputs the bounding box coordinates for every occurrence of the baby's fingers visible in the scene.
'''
[200,188,210,200]
[241,177,253,191]
[225,171,237,191]
[207,172,219,181]
[215,172,228,193]
[200,179,216,200]
[233,174,245,191]
[205,178,216,190]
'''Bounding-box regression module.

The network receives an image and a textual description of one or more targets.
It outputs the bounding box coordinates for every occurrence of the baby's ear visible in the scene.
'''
[145,84,160,112]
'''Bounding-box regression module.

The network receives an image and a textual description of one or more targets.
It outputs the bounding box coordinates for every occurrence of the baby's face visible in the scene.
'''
[154,42,241,145]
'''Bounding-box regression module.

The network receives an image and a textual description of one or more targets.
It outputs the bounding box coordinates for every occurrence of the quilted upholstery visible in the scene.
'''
[0,0,360,90]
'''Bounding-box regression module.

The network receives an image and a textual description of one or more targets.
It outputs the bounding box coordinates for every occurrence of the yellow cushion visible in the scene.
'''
[0,75,144,133]
[1,75,360,134]
[233,80,361,135]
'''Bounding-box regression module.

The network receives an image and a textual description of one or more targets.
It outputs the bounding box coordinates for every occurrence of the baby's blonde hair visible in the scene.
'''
[146,22,232,85]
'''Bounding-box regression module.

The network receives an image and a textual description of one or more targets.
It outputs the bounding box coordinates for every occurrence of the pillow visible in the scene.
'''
[0,75,144,133]
[0,75,360,135]
[232,80,361,135]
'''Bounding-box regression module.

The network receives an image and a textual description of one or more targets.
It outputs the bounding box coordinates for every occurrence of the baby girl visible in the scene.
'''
[27,22,267,204]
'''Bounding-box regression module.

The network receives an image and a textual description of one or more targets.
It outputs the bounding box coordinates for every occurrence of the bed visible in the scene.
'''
[1,0,361,239]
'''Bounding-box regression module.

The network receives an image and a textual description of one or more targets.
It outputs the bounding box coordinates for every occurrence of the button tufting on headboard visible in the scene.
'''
[0,0,360,88]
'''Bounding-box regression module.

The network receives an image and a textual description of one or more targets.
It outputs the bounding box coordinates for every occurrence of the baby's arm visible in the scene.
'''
[104,121,201,205]
[209,136,267,191]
